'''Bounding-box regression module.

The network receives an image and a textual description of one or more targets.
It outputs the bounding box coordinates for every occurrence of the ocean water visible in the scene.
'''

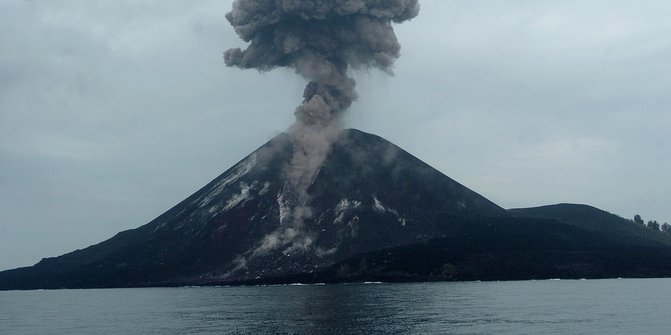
[1,278,669,334]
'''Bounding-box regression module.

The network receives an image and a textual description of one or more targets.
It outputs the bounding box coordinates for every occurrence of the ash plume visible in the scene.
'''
[225,1,419,121]
[224,0,419,254]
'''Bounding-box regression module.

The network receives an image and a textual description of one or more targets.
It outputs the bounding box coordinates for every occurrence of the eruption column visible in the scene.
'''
[225,0,419,240]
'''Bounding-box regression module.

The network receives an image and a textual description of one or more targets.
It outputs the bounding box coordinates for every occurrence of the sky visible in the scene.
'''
[1,0,670,271]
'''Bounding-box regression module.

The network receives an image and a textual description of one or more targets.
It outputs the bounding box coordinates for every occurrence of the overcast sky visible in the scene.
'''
[1,0,670,271]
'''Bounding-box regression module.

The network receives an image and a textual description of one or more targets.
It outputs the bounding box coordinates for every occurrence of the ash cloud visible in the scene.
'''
[224,0,419,137]
[224,0,419,254]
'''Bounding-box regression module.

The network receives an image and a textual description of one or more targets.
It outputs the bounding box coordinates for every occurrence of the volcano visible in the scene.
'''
[2,129,671,289]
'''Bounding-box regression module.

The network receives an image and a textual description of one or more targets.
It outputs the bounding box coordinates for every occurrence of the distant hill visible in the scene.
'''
[510,204,671,247]
[2,130,671,290]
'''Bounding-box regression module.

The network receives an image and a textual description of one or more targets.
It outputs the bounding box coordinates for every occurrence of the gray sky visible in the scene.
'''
[1,0,670,271]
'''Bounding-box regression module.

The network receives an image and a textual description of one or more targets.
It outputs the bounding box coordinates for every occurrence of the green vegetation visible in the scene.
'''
[632,214,670,235]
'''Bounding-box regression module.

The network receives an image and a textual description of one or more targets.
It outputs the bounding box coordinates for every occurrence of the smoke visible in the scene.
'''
[224,0,419,254]
[225,1,418,113]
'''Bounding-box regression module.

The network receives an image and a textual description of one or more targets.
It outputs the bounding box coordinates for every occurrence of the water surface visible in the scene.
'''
[1,279,669,334]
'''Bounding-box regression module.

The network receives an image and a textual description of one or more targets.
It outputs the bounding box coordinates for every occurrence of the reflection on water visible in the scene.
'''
[1,279,670,334]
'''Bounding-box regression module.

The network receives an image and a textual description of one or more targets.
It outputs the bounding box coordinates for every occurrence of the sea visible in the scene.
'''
[1,278,669,334]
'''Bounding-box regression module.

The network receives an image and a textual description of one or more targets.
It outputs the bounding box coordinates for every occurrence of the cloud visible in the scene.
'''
[0,0,299,270]
[348,0,671,218]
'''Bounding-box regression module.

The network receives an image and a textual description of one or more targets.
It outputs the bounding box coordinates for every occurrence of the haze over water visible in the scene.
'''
[1,278,669,334]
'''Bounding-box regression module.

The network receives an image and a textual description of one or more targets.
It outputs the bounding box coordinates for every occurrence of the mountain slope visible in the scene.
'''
[510,204,671,247]
[3,131,671,290]
[0,129,507,289]
[246,207,671,284]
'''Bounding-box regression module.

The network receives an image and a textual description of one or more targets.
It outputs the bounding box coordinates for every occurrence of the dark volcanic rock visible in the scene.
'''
[510,204,671,247]
[3,130,671,290]
[0,129,507,289]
